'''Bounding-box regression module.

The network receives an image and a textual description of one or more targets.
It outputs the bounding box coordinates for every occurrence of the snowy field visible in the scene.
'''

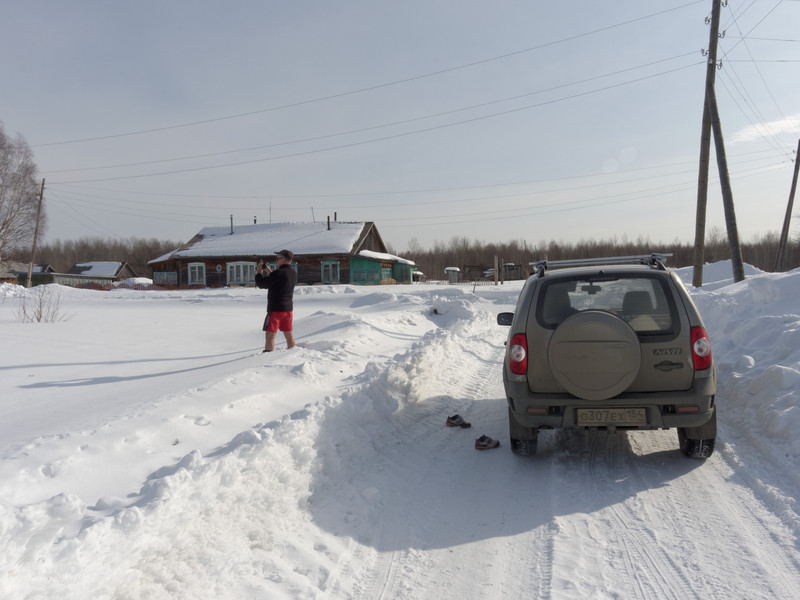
[1,261,799,599]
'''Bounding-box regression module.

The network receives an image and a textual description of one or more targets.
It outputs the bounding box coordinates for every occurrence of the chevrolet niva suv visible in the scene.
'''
[497,254,716,459]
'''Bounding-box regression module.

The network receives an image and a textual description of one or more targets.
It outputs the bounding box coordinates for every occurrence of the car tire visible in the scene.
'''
[677,409,717,459]
[508,407,538,456]
[677,430,716,459]
[511,437,538,456]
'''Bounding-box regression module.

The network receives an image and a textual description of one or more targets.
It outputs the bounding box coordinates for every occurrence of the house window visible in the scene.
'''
[188,262,206,286]
[352,269,380,284]
[153,272,177,285]
[321,260,340,284]
[227,261,257,285]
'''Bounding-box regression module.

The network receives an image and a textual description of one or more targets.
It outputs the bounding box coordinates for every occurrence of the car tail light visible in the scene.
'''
[691,326,712,370]
[509,333,528,375]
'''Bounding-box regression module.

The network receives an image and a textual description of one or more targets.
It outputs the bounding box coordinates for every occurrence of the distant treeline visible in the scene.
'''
[12,229,799,283]
[15,237,182,278]
[396,229,799,281]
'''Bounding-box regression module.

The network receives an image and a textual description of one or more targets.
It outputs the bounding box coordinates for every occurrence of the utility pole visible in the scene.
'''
[26,178,45,288]
[774,139,800,272]
[706,88,745,283]
[692,0,723,288]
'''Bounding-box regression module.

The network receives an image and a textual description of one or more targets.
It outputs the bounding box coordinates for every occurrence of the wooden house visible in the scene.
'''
[1,262,55,286]
[148,221,415,288]
[57,262,139,287]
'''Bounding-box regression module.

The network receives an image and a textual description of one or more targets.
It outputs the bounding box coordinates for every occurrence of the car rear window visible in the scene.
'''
[538,274,676,333]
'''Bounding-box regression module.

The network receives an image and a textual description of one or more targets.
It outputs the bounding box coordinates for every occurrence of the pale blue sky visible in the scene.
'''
[3,0,799,252]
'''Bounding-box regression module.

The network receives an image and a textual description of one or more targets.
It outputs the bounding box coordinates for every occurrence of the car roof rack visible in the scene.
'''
[530,253,673,277]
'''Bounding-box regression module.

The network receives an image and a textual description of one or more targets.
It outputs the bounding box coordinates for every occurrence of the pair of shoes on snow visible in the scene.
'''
[475,435,500,450]
[446,415,498,449]
[446,414,471,428]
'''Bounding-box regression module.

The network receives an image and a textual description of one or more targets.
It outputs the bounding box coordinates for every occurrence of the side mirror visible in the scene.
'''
[497,312,514,326]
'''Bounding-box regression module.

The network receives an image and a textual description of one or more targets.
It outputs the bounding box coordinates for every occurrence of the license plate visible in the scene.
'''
[576,407,647,426]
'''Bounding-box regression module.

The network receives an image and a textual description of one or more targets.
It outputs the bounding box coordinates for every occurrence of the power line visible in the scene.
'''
[717,0,800,150]
[45,53,700,175]
[47,153,785,223]
[50,62,702,185]
[32,1,705,148]
[49,147,779,201]
[48,52,696,175]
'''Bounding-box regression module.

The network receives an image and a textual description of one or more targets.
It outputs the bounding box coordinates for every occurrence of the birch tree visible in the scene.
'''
[0,123,44,262]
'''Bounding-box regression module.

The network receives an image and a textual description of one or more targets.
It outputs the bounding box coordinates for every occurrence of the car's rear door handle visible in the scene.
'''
[654,360,684,372]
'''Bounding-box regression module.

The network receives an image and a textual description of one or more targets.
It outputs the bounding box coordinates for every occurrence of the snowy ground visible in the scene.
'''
[1,261,799,599]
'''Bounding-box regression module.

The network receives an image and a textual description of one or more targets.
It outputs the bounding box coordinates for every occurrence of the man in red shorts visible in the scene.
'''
[255,249,297,352]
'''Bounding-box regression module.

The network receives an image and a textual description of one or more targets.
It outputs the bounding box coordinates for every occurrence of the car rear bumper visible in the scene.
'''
[504,377,716,430]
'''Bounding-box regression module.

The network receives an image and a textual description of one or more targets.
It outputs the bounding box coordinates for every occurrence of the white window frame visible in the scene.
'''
[321,260,340,284]
[227,261,257,285]
[188,262,206,286]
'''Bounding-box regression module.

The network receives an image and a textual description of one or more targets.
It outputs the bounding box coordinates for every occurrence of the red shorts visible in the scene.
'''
[263,311,293,333]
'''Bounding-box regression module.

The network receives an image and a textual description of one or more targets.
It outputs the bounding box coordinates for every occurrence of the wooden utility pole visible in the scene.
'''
[692,0,723,288]
[25,178,45,289]
[774,139,800,272]
[706,89,745,283]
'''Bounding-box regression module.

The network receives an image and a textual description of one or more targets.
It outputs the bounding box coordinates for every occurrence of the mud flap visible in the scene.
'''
[682,406,717,440]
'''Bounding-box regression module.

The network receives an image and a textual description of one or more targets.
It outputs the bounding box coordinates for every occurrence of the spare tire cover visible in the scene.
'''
[547,310,641,401]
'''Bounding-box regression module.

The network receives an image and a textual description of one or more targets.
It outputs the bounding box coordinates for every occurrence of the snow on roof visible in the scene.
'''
[149,250,174,264]
[73,262,122,277]
[157,222,369,260]
[0,262,50,275]
[358,250,415,266]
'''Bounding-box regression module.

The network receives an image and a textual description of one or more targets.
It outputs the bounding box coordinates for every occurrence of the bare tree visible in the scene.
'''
[0,123,45,263]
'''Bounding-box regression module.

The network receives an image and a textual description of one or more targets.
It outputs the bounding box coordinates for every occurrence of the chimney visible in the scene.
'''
[334,211,337,222]
[327,215,331,230]
[230,214,234,235]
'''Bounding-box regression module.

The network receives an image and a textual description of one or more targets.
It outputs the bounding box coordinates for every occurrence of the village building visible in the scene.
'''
[0,262,55,285]
[2,261,140,288]
[1,261,137,287]
[60,261,139,287]
[148,221,415,288]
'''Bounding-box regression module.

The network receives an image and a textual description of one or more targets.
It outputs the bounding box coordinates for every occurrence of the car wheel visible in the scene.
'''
[511,436,538,456]
[677,407,717,459]
[677,429,716,459]
[508,407,538,456]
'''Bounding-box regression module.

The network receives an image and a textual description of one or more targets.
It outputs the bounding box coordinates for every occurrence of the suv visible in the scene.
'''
[497,254,716,458]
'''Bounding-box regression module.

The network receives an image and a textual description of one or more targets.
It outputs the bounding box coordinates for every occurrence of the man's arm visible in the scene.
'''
[255,263,272,288]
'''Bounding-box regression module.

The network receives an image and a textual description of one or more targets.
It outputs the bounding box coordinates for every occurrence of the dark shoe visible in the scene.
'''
[446,414,471,428]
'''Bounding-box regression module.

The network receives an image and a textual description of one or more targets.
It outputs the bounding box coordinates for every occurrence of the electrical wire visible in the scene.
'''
[49,62,702,185]
[32,1,706,148]
[45,53,700,175]
[45,153,786,228]
[719,0,799,151]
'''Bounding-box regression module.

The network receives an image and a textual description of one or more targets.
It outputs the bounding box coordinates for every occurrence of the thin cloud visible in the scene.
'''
[731,114,800,144]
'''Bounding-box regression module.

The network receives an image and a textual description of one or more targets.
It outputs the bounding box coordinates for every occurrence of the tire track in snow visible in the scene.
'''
[627,431,800,600]
[364,309,510,599]
[589,432,699,600]
[551,428,800,600]
[315,302,559,599]
[661,445,800,599]
[548,430,708,599]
